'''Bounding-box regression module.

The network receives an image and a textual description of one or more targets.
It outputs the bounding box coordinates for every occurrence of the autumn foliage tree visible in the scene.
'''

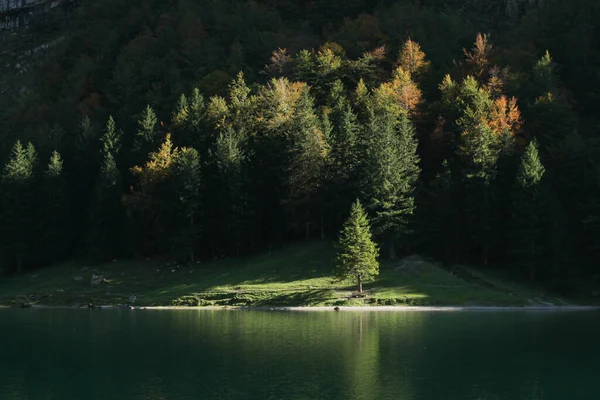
[2,12,599,295]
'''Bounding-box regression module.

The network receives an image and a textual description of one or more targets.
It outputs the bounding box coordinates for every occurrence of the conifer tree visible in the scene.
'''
[363,112,421,258]
[87,152,123,261]
[425,160,462,262]
[292,50,317,85]
[0,141,37,273]
[335,200,380,293]
[509,139,552,281]
[527,52,577,147]
[397,39,430,80]
[37,151,69,264]
[171,147,202,262]
[251,78,305,245]
[532,51,556,94]
[2,141,35,181]
[528,93,577,147]
[373,66,422,118]
[459,121,500,265]
[210,127,251,255]
[134,105,161,156]
[463,33,493,78]
[348,46,386,88]
[354,78,371,121]
[101,116,122,156]
[285,89,330,238]
[87,116,124,261]
[172,88,206,148]
[124,134,179,256]
[66,117,101,252]
[76,117,97,155]
[326,104,363,228]
[228,73,257,133]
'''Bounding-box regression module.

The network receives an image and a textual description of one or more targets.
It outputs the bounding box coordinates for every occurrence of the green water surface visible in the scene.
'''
[0,309,598,400]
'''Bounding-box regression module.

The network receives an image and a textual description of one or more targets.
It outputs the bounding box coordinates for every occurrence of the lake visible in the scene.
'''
[1,308,599,400]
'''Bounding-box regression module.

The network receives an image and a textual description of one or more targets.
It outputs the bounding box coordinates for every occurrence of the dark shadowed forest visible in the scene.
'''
[1,0,599,295]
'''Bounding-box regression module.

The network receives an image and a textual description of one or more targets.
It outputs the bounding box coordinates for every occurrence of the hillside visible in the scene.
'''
[0,242,572,308]
[0,0,599,296]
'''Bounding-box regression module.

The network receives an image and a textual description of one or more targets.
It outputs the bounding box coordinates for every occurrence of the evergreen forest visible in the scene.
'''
[1,0,599,295]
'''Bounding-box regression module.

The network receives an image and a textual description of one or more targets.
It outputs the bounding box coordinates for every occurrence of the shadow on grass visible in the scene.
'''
[0,242,538,307]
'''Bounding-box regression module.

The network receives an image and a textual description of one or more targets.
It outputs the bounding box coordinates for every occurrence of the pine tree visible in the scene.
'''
[171,147,202,262]
[66,117,101,253]
[228,72,257,133]
[509,139,553,281]
[2,141,35,181]
[76,117,97,155]
[0,141,37,273]
[325,104,363,229]
[87,152,123,261]
[425,160,462,263]
[285,89,329,239]
[101,116,122,156]
[87,116,124,261]
[354,78,371,121]
[335,200,380,293]
[210,127,251,256]
[526,51,577,148]
[528,93,577,147]
[363,112,421,259]
[37,151,69,264]
[348,46,386,88]
[134,105,161,155]
[292,50,317,84]
[532,51,556,94]
[492,128,518,262]
[459,121,500,265]
[172,88,206,148]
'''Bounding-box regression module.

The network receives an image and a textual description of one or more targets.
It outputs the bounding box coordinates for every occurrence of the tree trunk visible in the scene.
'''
[357,275,363,293]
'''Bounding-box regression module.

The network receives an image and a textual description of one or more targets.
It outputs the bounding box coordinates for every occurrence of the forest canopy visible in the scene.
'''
[0,0,599,294]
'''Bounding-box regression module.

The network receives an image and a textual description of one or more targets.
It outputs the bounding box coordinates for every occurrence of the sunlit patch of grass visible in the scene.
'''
[0,241,565,307]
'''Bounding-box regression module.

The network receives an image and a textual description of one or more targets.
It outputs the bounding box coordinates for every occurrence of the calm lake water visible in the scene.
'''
[1,309,599,400]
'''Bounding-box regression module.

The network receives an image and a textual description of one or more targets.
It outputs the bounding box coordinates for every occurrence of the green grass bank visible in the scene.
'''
[0,242,575,308]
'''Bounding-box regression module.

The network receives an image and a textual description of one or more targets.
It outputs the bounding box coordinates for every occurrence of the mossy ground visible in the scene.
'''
[0,241,571,307]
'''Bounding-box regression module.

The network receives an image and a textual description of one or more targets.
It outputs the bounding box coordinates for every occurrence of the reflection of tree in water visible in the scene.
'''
[336,312,420,400]
[1,310,598,400]
[345,312,381,400]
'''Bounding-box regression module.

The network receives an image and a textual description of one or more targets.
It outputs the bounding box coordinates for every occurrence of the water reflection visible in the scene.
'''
[0,309,599,400]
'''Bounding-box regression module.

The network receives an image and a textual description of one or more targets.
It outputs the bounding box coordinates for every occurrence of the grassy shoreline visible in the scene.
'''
[0,242,589,308]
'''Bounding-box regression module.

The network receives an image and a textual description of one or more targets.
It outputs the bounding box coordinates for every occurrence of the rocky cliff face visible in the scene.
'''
[1,0,67,30]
